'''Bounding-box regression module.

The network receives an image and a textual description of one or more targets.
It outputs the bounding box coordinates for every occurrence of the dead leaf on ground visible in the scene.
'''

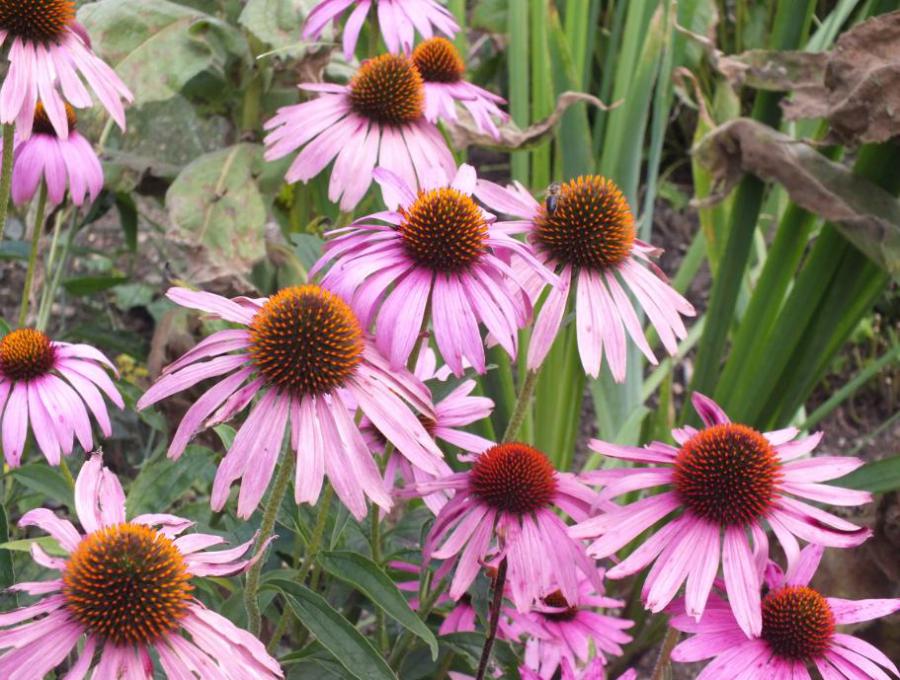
[445,91,620,151]
[693,118,900,277]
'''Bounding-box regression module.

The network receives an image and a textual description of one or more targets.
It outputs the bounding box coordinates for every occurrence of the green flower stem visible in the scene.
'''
[0,124,16,243]
[502,369,539,442]
[18,183,48,327]
[475,557,508,680]
[371,503,389,654]
[650,627,680,680]
[58,458,76,490]
[244,449,294,636]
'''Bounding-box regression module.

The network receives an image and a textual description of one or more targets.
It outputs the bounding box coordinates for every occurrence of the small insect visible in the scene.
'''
[545,182,562,215]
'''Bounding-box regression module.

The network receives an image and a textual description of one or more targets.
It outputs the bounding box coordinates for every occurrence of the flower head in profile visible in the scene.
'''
[504,577,633,679]
[412,37,508,139]
[0,328,122,467]
[0,455,283,679]
[137,284,445,520]
[416,442,603,612]
[314,164,554,376]
[303,0,459,60]
[520,660,637,680]
[0,0,132,137]
[13,102,103,206]
[264,52,455,210]
[670,544,900,679]
[572,393,873,637]
[475,175,695,381]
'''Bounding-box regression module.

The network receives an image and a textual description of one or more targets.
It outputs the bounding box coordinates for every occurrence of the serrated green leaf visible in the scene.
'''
[318,551,439,660]
[10,465,75,510]
[264,578,398,680]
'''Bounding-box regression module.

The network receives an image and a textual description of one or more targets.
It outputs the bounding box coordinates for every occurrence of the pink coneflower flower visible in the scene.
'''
[303,0,459,60]
[521,659,637,680]
[12,102,103,206]
[411,37,508,139]
[475,175,695,381]
[417,442,603,612]
[0,0,132,138]
[0,328,123,467]
[670,544,900,679]
[0,454,282,678]
[263,52,455,211]
[572,392,873,638]
[136,284,445,521]
[505,577,633,679]
[314,164,553,375]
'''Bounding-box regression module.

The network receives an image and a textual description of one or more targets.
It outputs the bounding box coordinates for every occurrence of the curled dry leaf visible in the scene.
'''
[707,11,900,146]
[445,91,621,151]
[693,118,900,277]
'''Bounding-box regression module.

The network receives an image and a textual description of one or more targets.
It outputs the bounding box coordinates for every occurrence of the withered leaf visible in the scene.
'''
[445,91,620,151]
[693,118,900,277]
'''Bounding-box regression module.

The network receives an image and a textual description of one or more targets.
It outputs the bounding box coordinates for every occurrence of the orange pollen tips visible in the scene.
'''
[62,523,193,646]
[399,188,488,272]
[762,586,835,661]
[470,443,557,515]
[349,53,424,125]
[0,328,55,381]
[249,285,364,396]
[536,175,635,270]
[32,101,77,136]
[674,423,782,527]
[541,590,579,622]
[0,0,75,42]
[412,37,465,83]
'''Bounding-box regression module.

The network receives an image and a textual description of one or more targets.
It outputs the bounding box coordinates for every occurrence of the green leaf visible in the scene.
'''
[0,504,15,592]
[78,0,247,105]
[836,456,900,494]
[440,632,521,678]
[239,0,311,57]
[116,193,138,252]
[126,445,217,516]
[62,275,130,296]
[10,465,75,510]
[264,578,398,680]
[165,143,267,286]
[0,536,66,557]
[318,551,439,660]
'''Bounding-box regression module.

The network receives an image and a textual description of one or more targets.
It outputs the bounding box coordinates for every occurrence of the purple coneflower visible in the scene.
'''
[0,0,132,138]
[264,52,455,210]
[137,284,445,520]
[416,442,602,612]
[0,455,283,678]
[0,328,122,467]
[303,0,459,60]
[572,392,873,637]
[520,659,637,680]
[670,544,900,679]
[475,175,695,381]
[314,164,553,376]
[12,102,103,206]
[412,37,508,139]
[505,577,633,679]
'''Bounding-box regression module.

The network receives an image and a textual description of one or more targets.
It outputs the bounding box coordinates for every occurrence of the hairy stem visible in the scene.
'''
[650,626,680,680]
[244,450,294,636]
[502,370,539,442]
[0,124,16,243]
[475,558,508,680]
[18,183,48,327]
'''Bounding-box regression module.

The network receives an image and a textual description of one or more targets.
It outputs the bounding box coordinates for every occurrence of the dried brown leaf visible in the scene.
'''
[693,118,900,277]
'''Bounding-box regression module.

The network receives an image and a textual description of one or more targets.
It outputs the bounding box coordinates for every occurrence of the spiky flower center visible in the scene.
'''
[32,101,77,136]
[398,188,489,272]
[541,590,579,622]
[761,586,835,660]
[673,423,782,527]
[249,285,363,396]
[0,328,55,381]
[63,523,193,646]
[470,443,557,515]
[0,0,75,42]
[535,176,635,270]
[412,37,465,83]
[349,53,424,125]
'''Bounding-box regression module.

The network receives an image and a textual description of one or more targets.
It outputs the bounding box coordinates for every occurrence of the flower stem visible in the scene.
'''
[58,458,76,490]
[371,503,389,653]
[475,557,507,680]
[244,449,294,636]
[18,183,48,327]
[650,626,680,680]
[0,123,16,243]
[502,370,539,442]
